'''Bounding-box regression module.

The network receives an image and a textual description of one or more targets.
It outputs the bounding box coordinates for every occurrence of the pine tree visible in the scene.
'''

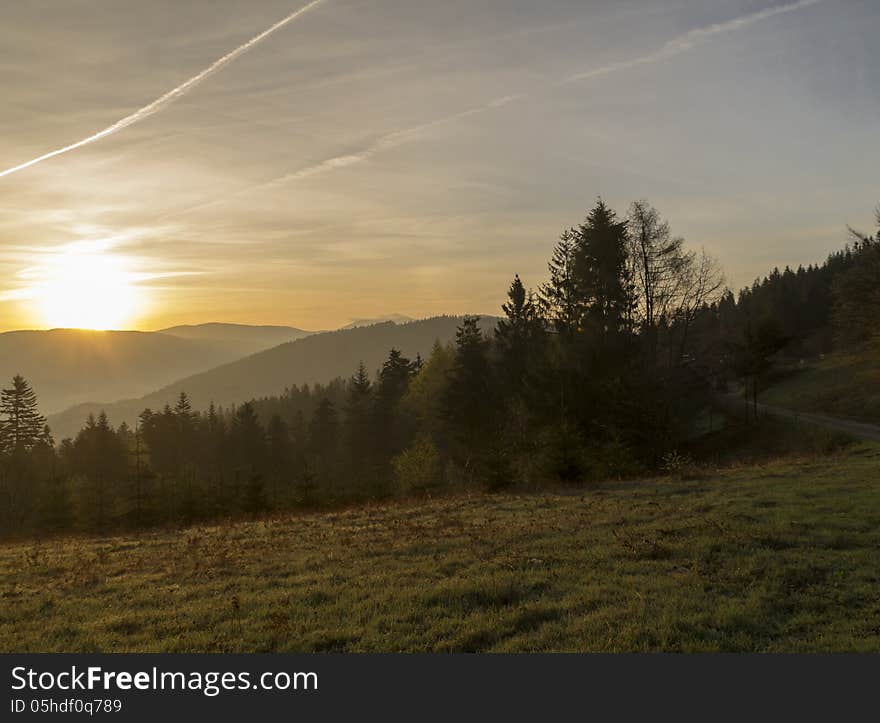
[348,362,372,404]
[575,199,632,336]
[67,409,127,531]
[0,375,48,455]
[446,316,509,487]
[496,275,543,389]
[832,235,880,348]
[376,349,415,407]
[445,316,494,444]
[540,229,581,336]
[372,348,416,463]
[230,402,265,472]
[309,398,339,460]
[266,414,292,506]
[174,392,196,427]
[344,362,374,485]
[498,275,538,341]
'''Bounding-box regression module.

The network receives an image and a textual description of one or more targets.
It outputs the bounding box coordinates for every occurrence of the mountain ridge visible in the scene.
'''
[0,328,240,416]
[47,315,500,439]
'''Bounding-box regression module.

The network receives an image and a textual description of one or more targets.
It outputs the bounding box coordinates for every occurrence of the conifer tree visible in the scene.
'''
[496,275,543,389]
[372,349,416,464]
[445,316,494,444]
[67,410,127,531]
[266,414,292,505]
[344,362,374,484]
[230,402,265,472]
[0,375,48,455]
[575,199,632,336]
[540,229,581,336]
[309,398,339,460]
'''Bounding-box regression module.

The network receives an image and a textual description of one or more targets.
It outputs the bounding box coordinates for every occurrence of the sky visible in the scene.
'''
[0,0,877,331]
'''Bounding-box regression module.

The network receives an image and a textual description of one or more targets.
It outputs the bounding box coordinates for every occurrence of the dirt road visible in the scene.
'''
[723,394,880,442]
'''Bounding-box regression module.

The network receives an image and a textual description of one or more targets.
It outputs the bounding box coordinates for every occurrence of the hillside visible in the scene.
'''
[0,329,251,416]
[3,444,878,653]
[158,322,312,357]
[761,349,880,425]
[48,316,498,439]
[341,314,415,329]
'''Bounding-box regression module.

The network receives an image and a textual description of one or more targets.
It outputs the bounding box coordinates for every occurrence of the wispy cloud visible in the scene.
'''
[177,0,824,211]
[167,94,524,218]
[557,0,825,85]
[0,0,326,180]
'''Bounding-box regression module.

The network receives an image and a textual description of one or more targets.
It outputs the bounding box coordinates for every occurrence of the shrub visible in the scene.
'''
[392,436,443,495]
[660,450,700,480]
[585,435,644,481]
[536,422,588,483]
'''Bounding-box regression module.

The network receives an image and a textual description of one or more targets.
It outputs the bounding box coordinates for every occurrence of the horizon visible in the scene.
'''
[0,312,490,334]
[0,228,863,334]
[1,0,878,333]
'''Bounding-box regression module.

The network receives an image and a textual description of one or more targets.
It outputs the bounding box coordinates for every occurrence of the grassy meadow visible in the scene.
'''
[762,349,880,424]
[2,442,880,653]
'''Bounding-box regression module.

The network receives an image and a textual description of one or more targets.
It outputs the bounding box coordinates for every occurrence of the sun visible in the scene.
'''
[34,247,142,330]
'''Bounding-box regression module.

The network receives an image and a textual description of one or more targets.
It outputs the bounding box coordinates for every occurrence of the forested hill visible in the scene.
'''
[7,199,877,540]
[157,323,312,357]
[0,329,250,415]
[47,316,498,440]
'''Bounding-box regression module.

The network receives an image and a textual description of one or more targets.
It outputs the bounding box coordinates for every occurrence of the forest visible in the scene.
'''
[1,200,877,539]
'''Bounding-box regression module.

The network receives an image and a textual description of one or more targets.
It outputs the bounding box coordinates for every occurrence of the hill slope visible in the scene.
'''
[48,316,498,438]
[157,323,312,358]
[341,314,414,329]
[0,329,254,416]
[761,349,880,425]
[3,444,878,652]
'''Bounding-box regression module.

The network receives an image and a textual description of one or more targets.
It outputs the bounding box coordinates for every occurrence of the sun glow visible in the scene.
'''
[30,247,143,330]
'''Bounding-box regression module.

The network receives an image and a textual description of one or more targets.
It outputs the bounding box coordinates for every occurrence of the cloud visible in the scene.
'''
[177,0,825,210]
[0,0,326,180]
[557,0,825,85]
[166,94,524,218]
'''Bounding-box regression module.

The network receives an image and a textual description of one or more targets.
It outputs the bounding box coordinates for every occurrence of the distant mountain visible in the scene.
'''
[341,314,414,329]
[48,316,500,440]
[0,329,253,416]
[158,323,312,358]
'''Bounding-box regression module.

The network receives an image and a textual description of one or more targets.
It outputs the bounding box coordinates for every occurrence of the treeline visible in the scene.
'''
[699,208,880,358]
[1,199,877,538]
[682,204,880,409]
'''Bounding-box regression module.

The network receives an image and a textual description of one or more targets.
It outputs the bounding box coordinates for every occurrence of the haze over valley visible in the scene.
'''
[44,315,495,440]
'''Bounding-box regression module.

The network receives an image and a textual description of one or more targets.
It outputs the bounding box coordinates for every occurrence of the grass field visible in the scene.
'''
[762,349,880,424]
[3,443,880,653]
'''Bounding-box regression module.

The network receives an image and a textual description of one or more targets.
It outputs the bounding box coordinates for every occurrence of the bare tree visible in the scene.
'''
[673,248,725,364]
[846,202,880,245]
[627,200,725,365]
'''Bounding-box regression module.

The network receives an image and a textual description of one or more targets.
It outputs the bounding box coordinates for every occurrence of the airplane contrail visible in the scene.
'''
[233,95,523,187]
[175,0,823,212]
[557,0,825,85]
[163,94,523,218]
[0,0,326,180]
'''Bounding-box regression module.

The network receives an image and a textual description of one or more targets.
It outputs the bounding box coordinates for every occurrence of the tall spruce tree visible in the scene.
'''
[540,229,581,336]
[344,362,374,483]
[373,349,416,464]
[445,316,494,444]
[0,375,48,455]
[574,199,632,336]
[266,414,292,505]
[496,275,543,390]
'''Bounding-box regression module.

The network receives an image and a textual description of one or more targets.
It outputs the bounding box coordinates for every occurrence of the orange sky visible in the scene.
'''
[1,0,876,332]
